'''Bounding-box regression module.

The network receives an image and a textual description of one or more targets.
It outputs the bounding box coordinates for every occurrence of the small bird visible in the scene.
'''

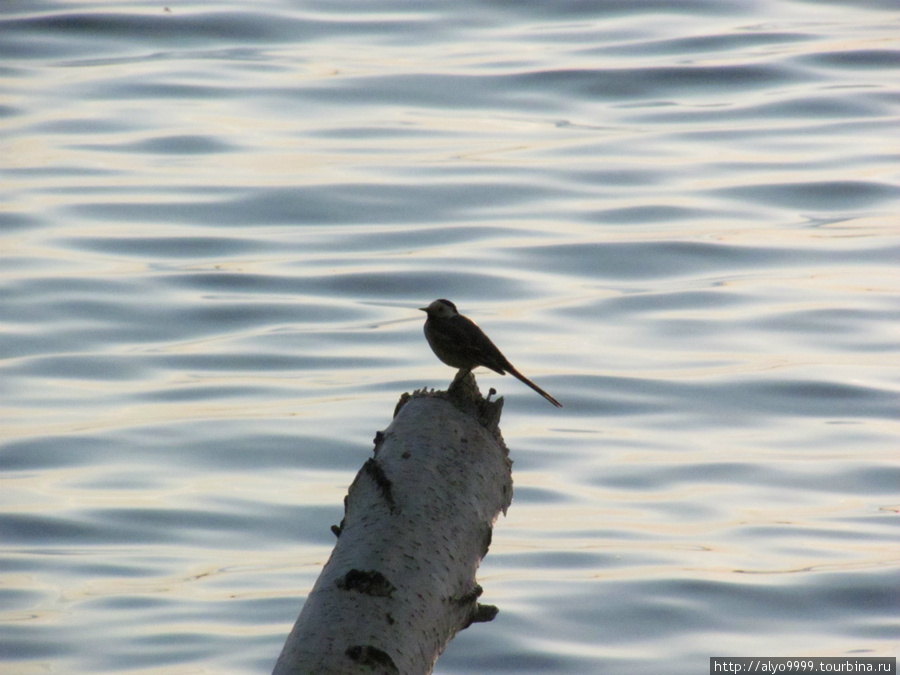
[419,299,562,407]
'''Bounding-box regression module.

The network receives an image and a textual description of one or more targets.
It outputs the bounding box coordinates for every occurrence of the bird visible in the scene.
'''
[419,299,562,407]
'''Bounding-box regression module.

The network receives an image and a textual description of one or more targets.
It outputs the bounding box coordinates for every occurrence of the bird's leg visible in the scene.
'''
[449,368,471,391]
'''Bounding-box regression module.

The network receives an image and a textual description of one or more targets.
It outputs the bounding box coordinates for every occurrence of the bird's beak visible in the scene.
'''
[418,307,428,312]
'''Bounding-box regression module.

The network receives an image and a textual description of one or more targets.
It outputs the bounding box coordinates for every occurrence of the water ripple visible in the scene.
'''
[2,2,899,674]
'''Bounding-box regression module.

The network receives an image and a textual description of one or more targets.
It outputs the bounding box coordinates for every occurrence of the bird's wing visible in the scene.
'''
[454,316,512,374]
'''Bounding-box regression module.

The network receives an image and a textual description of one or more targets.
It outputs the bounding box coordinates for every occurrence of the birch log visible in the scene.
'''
[273,375,512,675]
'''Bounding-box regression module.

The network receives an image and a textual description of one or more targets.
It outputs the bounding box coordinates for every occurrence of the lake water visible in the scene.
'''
[2,1,898,673]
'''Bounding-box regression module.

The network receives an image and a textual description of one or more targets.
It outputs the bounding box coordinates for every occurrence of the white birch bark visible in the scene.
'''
[273,379,512,675]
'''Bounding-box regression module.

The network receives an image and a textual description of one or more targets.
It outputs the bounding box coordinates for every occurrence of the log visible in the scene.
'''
[272,375,512,675]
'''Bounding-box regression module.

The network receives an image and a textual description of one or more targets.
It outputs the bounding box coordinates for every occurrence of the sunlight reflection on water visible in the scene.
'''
[2,1,899,674]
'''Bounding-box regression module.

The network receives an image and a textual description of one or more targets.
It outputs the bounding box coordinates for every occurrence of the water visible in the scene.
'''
[2,1,899,673]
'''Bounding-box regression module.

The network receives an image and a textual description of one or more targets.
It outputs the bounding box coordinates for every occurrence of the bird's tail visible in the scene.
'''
[507,366,562,408]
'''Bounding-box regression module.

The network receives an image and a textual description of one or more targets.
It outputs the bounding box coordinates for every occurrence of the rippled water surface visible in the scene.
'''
[2,1,899,673]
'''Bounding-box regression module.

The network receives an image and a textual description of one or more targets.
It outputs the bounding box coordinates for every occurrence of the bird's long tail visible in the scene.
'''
[507,366,562,408]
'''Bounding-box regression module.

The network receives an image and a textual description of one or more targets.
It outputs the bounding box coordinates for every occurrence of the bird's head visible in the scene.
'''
[419,299,458,319]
